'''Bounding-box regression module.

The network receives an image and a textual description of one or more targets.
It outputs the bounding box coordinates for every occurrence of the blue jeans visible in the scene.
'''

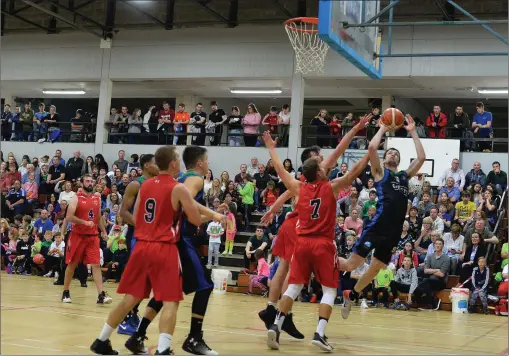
[229,129,242,146]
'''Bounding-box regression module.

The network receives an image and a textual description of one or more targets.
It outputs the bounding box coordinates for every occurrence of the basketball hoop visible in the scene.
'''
[284,17,329,75]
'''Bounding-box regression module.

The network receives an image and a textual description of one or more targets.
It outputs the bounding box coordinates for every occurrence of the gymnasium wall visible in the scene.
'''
[3,141,506,181]
[1,25,507,81]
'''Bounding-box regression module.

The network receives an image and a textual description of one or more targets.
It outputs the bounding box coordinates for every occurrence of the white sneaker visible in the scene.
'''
[54,272,59,281]
[43,271,52,278]
[360,299,369,309]
[206,264,212,269]
[341,291,352,319]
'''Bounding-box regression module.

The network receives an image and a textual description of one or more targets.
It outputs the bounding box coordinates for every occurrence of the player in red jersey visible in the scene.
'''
[61,174,111,304]
[91,146,204,355]
[263,131,370,352]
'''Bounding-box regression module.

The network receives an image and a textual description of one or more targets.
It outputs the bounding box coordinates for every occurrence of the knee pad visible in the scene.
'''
[320,286,337,307]
[147,297,163,313]
[192,288,213,316]
[283,283,304,300]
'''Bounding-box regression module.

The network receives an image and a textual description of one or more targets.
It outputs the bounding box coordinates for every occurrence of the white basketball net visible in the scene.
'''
[285,20,329,75]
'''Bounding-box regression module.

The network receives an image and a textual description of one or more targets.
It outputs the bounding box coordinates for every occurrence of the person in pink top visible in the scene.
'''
[242,103,262,147]
[22,172,39,204]
[344,208,363,237]
[249,249,270,294]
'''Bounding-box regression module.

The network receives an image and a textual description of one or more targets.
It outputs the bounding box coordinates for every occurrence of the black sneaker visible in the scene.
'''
[281,313,304,339]
[62,290,71,303]
[154,349,174,355]
[90,338,118,355]
[81,282,88,288]
[266,324,280,350]
[311,332,333,352]
[258,304,277,330]
[181,332,218,355]
[125,334,148,355]
[54,280,64,286]
[97,291,113,304]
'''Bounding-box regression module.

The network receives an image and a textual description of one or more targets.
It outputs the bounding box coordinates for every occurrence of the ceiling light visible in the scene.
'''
[43,90,86,95]
[478,89,508,95]
[230,89,283,94]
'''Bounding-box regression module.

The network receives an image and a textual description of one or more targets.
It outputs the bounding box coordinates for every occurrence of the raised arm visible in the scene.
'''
[262,131,300,195]
[260,189,294,224]
[404,115,426,178]
[322,114,371,170]
[367,125,387,181]
[331,153,370,196]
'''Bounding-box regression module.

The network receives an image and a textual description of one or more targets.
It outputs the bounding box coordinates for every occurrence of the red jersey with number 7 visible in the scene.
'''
[72,192,101,235]
[296,180,336,240]
[135,174,182,244]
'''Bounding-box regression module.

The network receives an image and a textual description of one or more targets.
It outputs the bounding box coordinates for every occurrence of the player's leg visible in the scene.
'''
[259,258,289,328]
[156,301,179,355]
[348,257,386,302]
[125,298,162,354]
[338,251,366,272]
[62,233,83,303]
[84,237,112,304]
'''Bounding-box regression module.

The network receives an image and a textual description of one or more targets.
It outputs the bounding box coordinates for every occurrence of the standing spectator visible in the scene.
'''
[329,114,342,147]
[438,158,465,191]
[426,105,447,138]
[113,150,128,173]
[468,256,490,314]
[227,106,243,147]
[206,219,224,268]
[253,164,269,211]
[208,101,227,146]
[10,106,22,141]
[472,102,493,152]
[45,105,60,142]
[413,237,450,309]
[65,151,84,182]
[486,161,507,193]
[390,256,418,310]
[242,103,261,147]
[117,106,131,144]
[189,103,207,146]
[278,104,290,147]
[238,175,255,227]
[33,102,48,142]
[127,108,143,143]
[47,156,66,192]
[1,104,12,141]
[366,106,380,142]
[465,161,487,189]
[372,265,393,307]
[448,105,474,151]
[108,107,121,143]
[70,109,85,142]
[311,109,330,148]
[20,102,34,141]
[157,101,174,144]
[262,106,280,139]
[173,103,190,145]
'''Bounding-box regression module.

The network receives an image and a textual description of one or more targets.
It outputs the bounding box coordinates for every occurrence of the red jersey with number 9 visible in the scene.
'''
[72,192,101,235]
[296,180,336,240]
[135,174,182,244]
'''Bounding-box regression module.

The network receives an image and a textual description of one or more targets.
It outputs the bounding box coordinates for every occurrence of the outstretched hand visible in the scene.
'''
[262,131,277,149]
[261,210,275,225]
[404,114,416,132]
[356,114,372,129]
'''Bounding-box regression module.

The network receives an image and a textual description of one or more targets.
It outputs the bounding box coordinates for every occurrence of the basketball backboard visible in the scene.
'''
[318,0,383,79]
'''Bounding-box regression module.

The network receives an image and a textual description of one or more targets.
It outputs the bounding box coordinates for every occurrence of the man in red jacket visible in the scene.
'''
[426,105,448,138]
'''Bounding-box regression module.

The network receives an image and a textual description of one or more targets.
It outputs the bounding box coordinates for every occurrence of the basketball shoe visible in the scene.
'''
[266,324,280,350]
[125,334,148,355]
[311,333,333,352]
[182,332,218,355]
[90,338,118,355]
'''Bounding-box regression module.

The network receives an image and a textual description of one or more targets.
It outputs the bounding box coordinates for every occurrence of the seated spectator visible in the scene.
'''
[428,207,444,234]
[343,262,370,308]
[33,209,54,236]
[470,183,484,208]
[103,237,129,282]
[261,180,278,212]
[363,205,377,227]
[58,181,76,204]
[439,177,461,204]
[390,256,419,310]
[463,219,499,252]
[13,232,31,275]
[205,179,221,208]
[459,232,486,286]
[465,161,487,190]
[244,227,268,270]
[413,237,450,309]
[477,190,498,228]
[438,158,465,191]
[22,172,39,204]
[372,265,393,307]
[438,204,452,232]
[6,180,27,218]
[248,249,270,295]
[396,241,419,269]
[406,206,422,240]
[344,209,363,237]
[468,256,490,314]
[498,263,508,297]
[358,179,375,206]
[417,192,434,218]
[443,224,464,273]
[495,242,508,283]
[426,231,448,258]
[454,191,475,229]
[395,221,414,251]
[361,189,377,218]
[486,161,507,193]
[414,217,433,263]
[426,105,447,138]
[4,228,18,270]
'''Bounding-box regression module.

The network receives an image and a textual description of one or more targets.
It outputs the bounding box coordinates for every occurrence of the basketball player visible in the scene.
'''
[116,153,159,336]
[126,146,225,356]
[339,115,426,319]
[258,115,371,333]
[263,131,370,352]
[90,146,203,355]
[61,174,112,304]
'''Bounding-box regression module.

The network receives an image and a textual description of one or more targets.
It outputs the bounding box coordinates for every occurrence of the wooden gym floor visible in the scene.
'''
[1,273,508,355]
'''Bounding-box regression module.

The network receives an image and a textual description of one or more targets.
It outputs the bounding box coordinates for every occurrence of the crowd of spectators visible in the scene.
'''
[0,145,507,313]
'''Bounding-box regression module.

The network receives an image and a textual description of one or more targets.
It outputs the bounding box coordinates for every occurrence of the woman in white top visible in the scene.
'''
[219,171,230,192]
[358,178,376,206]
[278,104,290,147]
[58,181,76,203]
[203,169,213,195]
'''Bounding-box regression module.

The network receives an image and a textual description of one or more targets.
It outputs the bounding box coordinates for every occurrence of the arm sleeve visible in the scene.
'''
[481,267,489,291]
[409,269,418,294]
[439,256,450,276]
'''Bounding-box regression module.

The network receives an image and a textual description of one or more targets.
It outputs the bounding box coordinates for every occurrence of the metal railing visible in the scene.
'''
[3,121,96,143]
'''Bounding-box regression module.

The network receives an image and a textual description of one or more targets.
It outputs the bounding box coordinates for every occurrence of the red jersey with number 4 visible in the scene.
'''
[135,174,181,244]
[296,180,336,240]
[72,192,101,235]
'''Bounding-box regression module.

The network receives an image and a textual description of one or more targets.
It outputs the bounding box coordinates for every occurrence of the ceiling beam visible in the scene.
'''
[47,0,106,30]
[48,1,58,33]
[11,0,45,15]
[297,0,306,17]
[74,0,96,11]
[104,0,115,35]
[192,0,228,24]
[273,0,293,18]
[227,0,237,28]
[118,0,167,30]
[2,8,52,32]
[19,0,103,38]
[165,0,175,30]
[1,0,6,35]
[435,0,454,21]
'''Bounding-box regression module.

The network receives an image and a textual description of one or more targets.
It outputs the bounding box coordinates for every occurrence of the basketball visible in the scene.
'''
[33,254,44,265]
[380,108,404,131]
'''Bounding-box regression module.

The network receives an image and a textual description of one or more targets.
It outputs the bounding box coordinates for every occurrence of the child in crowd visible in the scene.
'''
[417,192,434,218]
[455,191,476,229]
[223,204,237,256]
[103,237,129,283]
[105,225,125,263]
[238,174,254,227]
[363,205,377,226]
[206,218,224,268]
[362,190,377,218]
[262,180,278,211]
[4,228,19,272]
[30,234,43,275]
[468,256,490,314]
[372,265,394,308]
[109,205,119,226]
[397,241,419,268]
[438,203,452,232]
[102,208,112,232]
[248,249,270,295]
[44,232,65,279]
[41,230,53,256]
[262,106,280,137]
[390,256,418,310]
[338,234,355,259]
[22,215,33,237]
[13,232,30,275]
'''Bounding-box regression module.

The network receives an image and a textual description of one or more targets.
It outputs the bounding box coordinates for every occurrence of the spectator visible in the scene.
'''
[262,106,280,139]
[472,102,493,152]
[18,156,29,177]
[206,219,224,268]
[465,161,487,189]
[70,109,85,142]
[103,237,129,283]
[173,103,190,145]
[205,179,222,208]
[247,157,259,177]
[437,192,455,215]
[390,255,419,310]
[33,209,54,236]
[45,105,60,142]
[468,256,490,314]
[208,101,227,146]
[66,151,84,182]
[486,161,507,193]
[107,107,121,143]
[234,164,248,185]
[5,180,26,217]
[311,109,330,148]
[47,156,66,192]
[82,156,94,175]
[113,150,128,173]
[14,232,31,274]
[33,102,49,142]
[58,181,76,204]
[438,158,465,191]
[426,105,447,138]
[361,189,377,218]
[443,224,464,273]
[238,174,255,226]
[227,106,243,147]
[242,103,261,147]
[261,180,278,212]
[190,103,207,146]
[117,106,132,144]
[19,103,34,141]
[477,190,498,228]
[9,105,21,141]
[244,226,268,269]
[414,217,433,263]
[428,207,445,234]
[127,108,143,143]
[396,241,419,269]
[203,170,213,196]
[438,203,452,232]
[94,154,108,172]
[22,172,38,204]
[448,105,474,151]
[366,106,380,141]
[344,209,363,237]
[126,154,140,174]
[417,192,434,218]
[248,249,270,295]
[439,177,461,203]
[253,164,269,211]
[406,206,422,239]
[498,263,508,297]
[358,179,375,207]
[372,265,393,307]
[470,182,484,208]
[454,191,476,228]
[413,237,450,309]
[459,232,486,285]
[278,104,290,147]
[43,232,65,278]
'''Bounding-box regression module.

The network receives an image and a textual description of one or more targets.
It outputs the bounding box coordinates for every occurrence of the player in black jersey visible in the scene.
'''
[339,115,426,319]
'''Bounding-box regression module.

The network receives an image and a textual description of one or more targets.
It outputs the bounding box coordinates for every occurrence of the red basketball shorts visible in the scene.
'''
[288,236,339,289]
[65,232,100,265]
[272,229,296,262]
[117,241,183,302]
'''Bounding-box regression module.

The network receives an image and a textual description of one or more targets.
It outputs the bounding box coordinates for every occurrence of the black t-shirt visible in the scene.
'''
[209,109,226,133]
[66,157,84,181]
[253,172,269,190]
[47,113,60,128]
[49,164,66,181]
[70,116,83,131]
[190,111,207,128]
[227,115,243,130]
[248,235,269,250]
